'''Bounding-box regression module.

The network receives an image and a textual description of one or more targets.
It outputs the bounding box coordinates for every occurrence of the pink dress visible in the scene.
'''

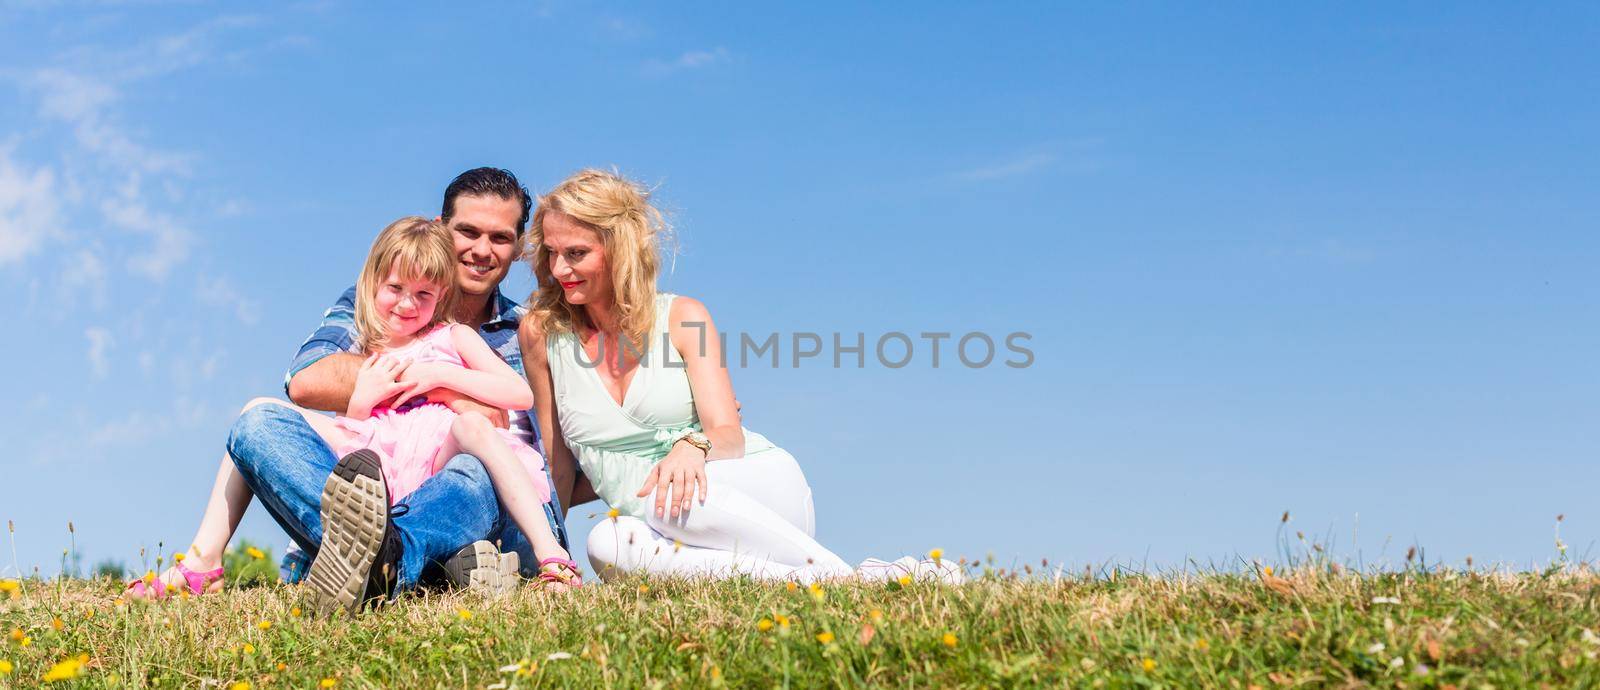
[333,324,550,505]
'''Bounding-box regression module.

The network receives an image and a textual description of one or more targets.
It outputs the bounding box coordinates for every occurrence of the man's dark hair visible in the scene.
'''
[441,167,533,235]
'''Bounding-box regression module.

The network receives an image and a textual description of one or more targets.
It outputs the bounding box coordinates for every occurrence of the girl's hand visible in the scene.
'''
[390,361,449,409]
[348,353,416,417]
[636,442,708,519]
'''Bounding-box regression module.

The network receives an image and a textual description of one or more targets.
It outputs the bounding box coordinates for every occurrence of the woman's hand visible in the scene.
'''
[636,441,708,519]
[347,353,417,419]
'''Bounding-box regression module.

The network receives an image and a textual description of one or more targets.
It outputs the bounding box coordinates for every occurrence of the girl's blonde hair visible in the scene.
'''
[354,216,459,354]
[528,169,669,349]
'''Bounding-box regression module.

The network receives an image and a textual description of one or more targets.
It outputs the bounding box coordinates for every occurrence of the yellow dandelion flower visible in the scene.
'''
[710,665,722,680]
[41,654,87,682]
[928,548,944,562]
[457,609,474,621]
[50,618,62,632]
[942,632,958,648]
[1262,566,1273,577]
[0,580,18,593]
[275,662,287,672]
[242,643,255,655]
[143,570,155,585]
[897,574,913,587]
[257,620,272,631]
[1195,638,1210,651]
[607,508,620,520]
[8,628,23,643]
[775,614,791,628]
[1142,658,1157,672]
[230,682,251,690]
[320,678,338,688]
[869,608,884,622]
[173,552,185,563]
[808,582,825,601]
[83,610,95,620]
[757,618,773,632]
[290,607,302,617]
[246,546,266,560]
[816,631,835,644]
[785,581,797,592]
[638,584,650,594]
[0,659,12,675]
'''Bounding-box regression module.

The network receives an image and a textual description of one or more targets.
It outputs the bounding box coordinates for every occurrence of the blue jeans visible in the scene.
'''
[227,403,567,590]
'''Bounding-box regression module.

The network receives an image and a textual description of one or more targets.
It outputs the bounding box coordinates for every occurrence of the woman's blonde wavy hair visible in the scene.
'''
[353,216,459,354]
[527,169,670,350]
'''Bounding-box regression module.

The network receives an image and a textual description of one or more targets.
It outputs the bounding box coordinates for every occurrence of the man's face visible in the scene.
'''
[444,193,521,298]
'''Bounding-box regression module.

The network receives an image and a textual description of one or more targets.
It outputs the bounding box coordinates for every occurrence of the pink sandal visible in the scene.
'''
[124,562,225,600]
[535,557,583,589]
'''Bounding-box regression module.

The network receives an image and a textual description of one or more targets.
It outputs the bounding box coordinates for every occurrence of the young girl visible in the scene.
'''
[127,216,578,600]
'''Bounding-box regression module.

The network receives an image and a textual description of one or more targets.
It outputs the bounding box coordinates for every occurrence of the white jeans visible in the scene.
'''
[585,450,854,582]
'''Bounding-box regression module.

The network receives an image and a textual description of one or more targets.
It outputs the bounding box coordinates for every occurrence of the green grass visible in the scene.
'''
[5,557,1600,688]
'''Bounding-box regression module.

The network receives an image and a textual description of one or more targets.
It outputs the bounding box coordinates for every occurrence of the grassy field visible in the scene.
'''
[3,548,1600,689]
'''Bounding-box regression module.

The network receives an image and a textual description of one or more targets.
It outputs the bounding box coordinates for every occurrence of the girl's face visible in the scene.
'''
[373,267,443,338]
[543,212,611,308]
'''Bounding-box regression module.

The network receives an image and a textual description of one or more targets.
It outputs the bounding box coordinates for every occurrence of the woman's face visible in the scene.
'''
[373,267,443,338]
[542,212,611,308]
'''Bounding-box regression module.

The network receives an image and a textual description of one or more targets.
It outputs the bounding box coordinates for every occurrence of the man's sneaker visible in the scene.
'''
[442,540,520,598]
[305,449,400,615]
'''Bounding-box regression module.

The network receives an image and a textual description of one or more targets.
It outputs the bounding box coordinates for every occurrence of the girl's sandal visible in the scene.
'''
[124,562,225,601]
[534,557,584,590]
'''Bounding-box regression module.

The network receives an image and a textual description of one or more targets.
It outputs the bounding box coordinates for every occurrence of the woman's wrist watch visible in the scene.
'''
[677,430,712,456]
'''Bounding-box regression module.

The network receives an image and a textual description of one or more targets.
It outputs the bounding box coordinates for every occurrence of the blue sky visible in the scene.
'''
[2,2,1597,578]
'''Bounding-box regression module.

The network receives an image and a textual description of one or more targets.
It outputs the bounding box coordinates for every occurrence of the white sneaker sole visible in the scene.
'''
[443,540,520,598]
[305,449,389,615]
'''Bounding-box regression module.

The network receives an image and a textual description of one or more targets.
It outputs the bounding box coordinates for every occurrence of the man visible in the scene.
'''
[228,167,569,612]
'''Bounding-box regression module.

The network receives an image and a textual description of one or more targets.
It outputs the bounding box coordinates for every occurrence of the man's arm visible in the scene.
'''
[287,353,362,412]
[285,287,362,413]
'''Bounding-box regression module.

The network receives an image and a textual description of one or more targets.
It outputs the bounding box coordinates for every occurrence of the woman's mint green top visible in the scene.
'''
[547,293,777,517]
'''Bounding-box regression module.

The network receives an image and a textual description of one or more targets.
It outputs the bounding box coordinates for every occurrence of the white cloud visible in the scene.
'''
[100,183,192,281]
[644,47,729,75]
[196,273,261,325]
[954,153,1059,182]
[85,410,159,448]
[25,68,191,175]
[85,326,113,377]
[58,247,107,308]
[0,149,62,265]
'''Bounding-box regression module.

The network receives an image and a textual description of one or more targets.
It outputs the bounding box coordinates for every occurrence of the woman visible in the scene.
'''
[519,169,923,582]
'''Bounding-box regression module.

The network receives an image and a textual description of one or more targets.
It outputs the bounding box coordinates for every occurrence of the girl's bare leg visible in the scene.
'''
[139,398,354,595]
[442,412,571,568]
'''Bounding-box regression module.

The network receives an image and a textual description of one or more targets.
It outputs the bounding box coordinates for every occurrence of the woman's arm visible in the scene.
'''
[669,297,745,460]
[393,325,533,410]
[520,318,582,515]
[637,296,746,518]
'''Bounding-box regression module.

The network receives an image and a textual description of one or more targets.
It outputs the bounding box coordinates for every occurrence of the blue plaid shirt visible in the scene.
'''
[286,286,568,548]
